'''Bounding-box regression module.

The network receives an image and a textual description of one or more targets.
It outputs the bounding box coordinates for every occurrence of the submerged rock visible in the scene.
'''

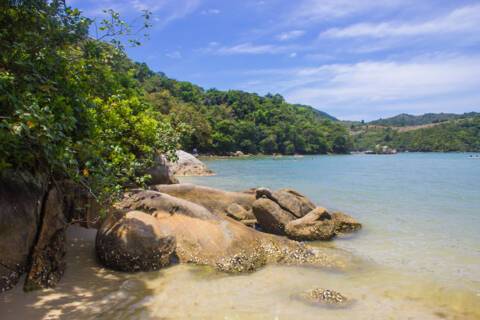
[252,198,295,235]
[332,212,362,233]
[285,208,336,241]
[299,288,351,307]
[96,211,176,272]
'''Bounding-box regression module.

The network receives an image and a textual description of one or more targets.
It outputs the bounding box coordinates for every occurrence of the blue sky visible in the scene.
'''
[70,0,480,120]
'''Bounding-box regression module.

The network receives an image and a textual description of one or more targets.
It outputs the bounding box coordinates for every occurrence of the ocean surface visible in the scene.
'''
[2,153,479,319]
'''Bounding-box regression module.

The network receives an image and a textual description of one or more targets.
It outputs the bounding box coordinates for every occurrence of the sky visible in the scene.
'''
[70,0,480,121]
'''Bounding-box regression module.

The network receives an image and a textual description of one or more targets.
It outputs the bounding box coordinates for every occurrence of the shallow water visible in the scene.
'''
[1,153,480,319]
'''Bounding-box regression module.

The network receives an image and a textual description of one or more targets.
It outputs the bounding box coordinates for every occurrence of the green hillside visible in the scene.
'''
[369,112,479,127]
[353,117,480,152]
[140,69,350,155]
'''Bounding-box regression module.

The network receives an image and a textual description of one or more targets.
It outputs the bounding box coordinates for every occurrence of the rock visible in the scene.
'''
[96,211,176,272]
[255,187,273,199]
[240,219,257,227]
[285,208,336,241]
[0,171,47,292]
[252,198,295,235]
[254,188,316,218]
[168,150,214,176]
[331,212,362,233]
[226,203,255,221]
[98,190,353,274]
[24,185,67,291]
[153,184,255,217]
[233,150,244,157]
[62,180,104,229]
[145,152,179,185]
[299,288,351,307]
[271,189,316,218]
[116,189,216,220]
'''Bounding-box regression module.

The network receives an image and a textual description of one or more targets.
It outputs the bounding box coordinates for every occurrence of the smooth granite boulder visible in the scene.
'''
[285,207,336,241]
[252,198,295,235]
[96,211,176,272]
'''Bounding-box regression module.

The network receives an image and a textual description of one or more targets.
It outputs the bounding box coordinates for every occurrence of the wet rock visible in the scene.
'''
[332,212,362,233]
[285,207,336,241]
[96,211,176,272]
[167,150,214,176]
[271,189,316,218]
[153,184,255,217]
[300,288,351,307]
[252,198,295,235]
[226,203,255,221]
[0,171,47,292]
[24,185,67,291]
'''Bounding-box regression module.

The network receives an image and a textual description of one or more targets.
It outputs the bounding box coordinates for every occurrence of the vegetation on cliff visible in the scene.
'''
[0,0,179,201]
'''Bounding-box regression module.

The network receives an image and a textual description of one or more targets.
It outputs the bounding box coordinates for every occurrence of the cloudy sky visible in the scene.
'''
[70,0,480,120]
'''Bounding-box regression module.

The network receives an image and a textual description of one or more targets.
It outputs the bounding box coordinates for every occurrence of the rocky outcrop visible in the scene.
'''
[168,150,213,176]
[145,153,179,185]
[332,212,362,233]
[252,198,295,235]
[0,171,47,292]
[96,211,176,272]
[96,190,353,273]
[226,203,255,221]
[153,184,255,216]
[24,184,67,291]
[285,208,336,241]
[255,188,315,218]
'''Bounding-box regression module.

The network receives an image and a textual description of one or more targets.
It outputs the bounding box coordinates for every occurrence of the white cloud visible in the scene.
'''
[242,55,480,119]
[201,8,221,15]
[321,4,480,38]
[209,42,292,55]
[288,0,407,24]
[289,52,297,58]
[165,51,182,59]
[276,30,305,41]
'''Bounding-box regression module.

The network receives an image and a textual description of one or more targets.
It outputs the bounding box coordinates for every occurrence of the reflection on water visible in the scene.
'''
[1,153,480,319]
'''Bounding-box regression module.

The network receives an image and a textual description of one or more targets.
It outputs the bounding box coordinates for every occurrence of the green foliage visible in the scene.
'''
[353,117,480,152]
[369,112,480,127]
[141,73,351,155]
[0,1,178,202]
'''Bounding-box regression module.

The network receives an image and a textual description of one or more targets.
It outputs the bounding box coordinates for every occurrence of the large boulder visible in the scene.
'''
[332,212,362,233]
[252,198,295,235]
[168,150,213,176]
[145,153,179,185]
[285,208,336,241]
[255,188,315,218]
[24,185,67,291]
[153,184,255,216]
[96,211,176,272]
[272,189,316,218]
[97,190,353,273]
[0,171,47,292]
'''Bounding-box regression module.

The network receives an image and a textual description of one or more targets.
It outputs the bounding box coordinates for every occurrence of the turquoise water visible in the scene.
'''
[182,153,480,291]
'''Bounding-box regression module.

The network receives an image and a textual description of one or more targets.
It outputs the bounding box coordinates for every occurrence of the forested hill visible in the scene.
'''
[369,112,479,127]
[138,67,350,155]
[352,116,480,152]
